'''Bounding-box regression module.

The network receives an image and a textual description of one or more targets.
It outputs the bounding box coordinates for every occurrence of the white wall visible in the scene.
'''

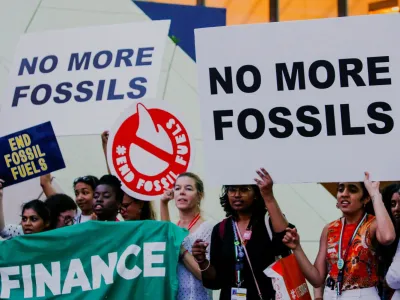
[0,0,340,296]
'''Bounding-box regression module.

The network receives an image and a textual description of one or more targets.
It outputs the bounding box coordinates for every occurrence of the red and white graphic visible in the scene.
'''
[264,254,311,300]
[107,101,194,201]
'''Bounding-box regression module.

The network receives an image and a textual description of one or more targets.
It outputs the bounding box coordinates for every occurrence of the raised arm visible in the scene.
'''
[160,189,173,221]
[255,168,288,232]
[283,225,328,287]
[364,172,396,245]
[0,179,5,231]
[40,174,57,198]
[101,131,111,175]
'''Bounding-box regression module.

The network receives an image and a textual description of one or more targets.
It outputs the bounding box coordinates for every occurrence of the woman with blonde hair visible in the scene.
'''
[160,172,213,300]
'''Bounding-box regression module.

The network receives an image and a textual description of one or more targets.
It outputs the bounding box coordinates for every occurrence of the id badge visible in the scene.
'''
[231,287,247,300]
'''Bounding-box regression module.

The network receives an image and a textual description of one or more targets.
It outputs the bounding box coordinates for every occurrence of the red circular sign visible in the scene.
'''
[110,103,192,200]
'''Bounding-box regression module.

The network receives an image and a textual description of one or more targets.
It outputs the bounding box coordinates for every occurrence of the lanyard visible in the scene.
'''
[234,221,263,299]
[232,220,245,287]
[336,213,367,295]
[177,213,201,231]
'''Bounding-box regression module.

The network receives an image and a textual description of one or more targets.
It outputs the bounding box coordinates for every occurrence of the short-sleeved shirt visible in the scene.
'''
[0,224,23,239]
[202,215,293,300]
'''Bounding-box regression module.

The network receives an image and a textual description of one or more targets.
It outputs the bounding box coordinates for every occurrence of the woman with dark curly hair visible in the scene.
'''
[377,183,400,299]
[192,168,293,300]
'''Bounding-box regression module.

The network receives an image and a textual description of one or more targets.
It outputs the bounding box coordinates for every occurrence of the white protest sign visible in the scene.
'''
[195,14,400,185]
[0,20,170,136]
[107,100,194,201]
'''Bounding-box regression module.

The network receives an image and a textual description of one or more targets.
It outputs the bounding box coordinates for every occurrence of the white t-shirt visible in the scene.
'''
[386,238,400,298]
[75,212,92,224]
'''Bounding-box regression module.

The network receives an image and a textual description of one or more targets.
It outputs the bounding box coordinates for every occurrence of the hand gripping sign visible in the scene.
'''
[107,101,194,201]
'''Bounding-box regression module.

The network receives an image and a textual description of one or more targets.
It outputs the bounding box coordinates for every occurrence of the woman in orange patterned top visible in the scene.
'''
[282,172,396,299]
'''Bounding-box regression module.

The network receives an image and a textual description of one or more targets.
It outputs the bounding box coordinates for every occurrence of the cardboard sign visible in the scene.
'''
[195,14,400,185]
[0,122,65,187]
[107,101,194,201]
[0,20,170,136]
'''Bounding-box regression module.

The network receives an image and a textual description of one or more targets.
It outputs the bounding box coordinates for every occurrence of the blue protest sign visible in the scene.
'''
[0,122,65,187]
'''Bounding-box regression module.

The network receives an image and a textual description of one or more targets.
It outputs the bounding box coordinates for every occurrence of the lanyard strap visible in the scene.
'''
[234,221,263,300]
[177,213,201,230]
[336,213,367,295]
[232,220,244,287]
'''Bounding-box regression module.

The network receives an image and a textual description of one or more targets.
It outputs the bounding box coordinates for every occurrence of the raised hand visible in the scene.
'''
[160,189,174,204]
[282,227,300,250]
[192,239,209,263]
[364,172,380,197]
[254,168,273,198]
[101,131,109,148]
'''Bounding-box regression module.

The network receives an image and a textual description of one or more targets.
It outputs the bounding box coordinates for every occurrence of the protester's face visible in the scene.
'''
[56,210,76,228]
[74,182,94,214]
[227,185,255,213]
[336,182,365,214]
[120,193,143,221]
[93,184,119,220]
[174,176,201,211]
[21,209,48,234]
[391,192,400,227]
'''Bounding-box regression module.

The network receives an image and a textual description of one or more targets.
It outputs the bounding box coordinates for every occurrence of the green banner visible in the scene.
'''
[0,221,187,299]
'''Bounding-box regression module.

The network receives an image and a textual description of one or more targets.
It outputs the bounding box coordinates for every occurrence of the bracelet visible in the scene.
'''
[198,259,210,272]
[194,257,205,264]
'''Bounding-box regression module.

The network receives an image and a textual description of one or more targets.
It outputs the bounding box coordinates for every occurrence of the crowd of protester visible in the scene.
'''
[0,133,399,300]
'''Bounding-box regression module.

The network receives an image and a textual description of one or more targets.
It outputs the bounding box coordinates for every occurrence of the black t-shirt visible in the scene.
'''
[202,215,293,300]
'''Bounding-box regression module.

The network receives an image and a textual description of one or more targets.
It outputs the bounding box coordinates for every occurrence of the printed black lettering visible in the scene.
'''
[367,56,391,86]
[296,105,322,137]
[268,107,293,138]
[237,108,265,139]
[308,60,335,89]
[324,105,336,136]
[338,58,366,87]
[236,65,261,93]
[213,110,233,140]
[276,62,305,91]
[209,67,233,95]
[367,102,394,134]
[340,104,365,135]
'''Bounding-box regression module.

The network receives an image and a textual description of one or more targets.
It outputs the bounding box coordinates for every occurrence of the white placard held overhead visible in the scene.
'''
[195,14,400,185]
[0,20,170,136]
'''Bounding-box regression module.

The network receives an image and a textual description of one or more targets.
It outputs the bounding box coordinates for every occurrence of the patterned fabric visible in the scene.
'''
[0,224,23,239]
[177,220,214,300]
[326,214,378,291]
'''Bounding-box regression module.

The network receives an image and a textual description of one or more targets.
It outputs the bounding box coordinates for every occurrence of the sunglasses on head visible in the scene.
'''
[74,176,97,187]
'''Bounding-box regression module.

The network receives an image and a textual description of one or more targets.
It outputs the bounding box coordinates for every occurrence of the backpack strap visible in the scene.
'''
[264,213,273,241]
[218,217,229,239]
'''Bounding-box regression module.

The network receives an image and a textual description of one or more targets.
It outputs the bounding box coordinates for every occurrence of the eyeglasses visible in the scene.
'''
[118,201,135,213]
[60,215,75,226]
[227,186,252,195]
